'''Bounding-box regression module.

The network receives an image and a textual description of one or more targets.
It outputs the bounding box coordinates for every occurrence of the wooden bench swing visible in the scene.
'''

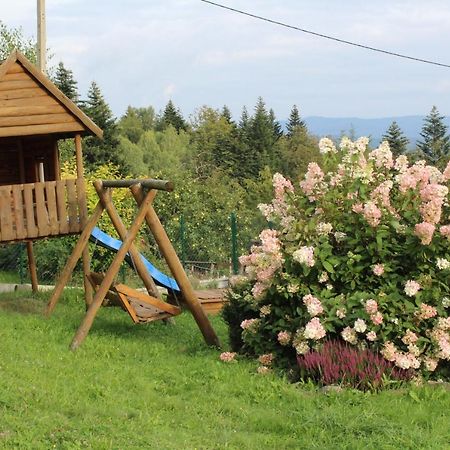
[45,178,220,350]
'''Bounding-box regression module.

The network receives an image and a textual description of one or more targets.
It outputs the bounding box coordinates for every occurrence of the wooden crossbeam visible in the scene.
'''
[115,284,181,316]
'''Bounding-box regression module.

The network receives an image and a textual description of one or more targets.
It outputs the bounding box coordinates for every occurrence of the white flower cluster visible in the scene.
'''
[437,258,450,270]
[318,137,337,155]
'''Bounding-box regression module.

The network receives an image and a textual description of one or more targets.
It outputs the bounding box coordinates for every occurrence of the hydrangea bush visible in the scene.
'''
[224,137,450,381]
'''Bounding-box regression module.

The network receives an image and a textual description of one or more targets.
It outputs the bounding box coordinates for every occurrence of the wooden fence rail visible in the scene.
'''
[0,179,85,243]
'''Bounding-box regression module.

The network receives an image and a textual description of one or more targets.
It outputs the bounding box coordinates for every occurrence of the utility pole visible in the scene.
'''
[37,0,46,72]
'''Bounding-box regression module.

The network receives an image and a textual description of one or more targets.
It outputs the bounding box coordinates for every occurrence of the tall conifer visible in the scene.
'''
[286,104,306,137]
[81,81,121,169]
[53,62,78,103]
[160,100,186,132]
[382,121,409,156]
[417,106,450,166]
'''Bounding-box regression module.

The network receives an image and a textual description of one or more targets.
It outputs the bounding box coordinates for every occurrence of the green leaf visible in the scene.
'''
[323,261,334,273]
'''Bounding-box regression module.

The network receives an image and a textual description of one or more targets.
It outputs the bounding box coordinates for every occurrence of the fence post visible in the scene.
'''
[230,212,239,275]
[179,215,186,267]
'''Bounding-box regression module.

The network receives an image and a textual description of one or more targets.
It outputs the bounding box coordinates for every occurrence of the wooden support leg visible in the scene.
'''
[70,185,156,351]
[82,248,93,309]
[94,182,160,299]
[130,185,220,348]
[45,202,104,316]
[26,242,39,292]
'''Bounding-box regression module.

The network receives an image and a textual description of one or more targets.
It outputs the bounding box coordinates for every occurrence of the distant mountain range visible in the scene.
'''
[286,115,450,147]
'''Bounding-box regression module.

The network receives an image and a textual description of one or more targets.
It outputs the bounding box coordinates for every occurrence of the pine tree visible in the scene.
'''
[249,97,277,175]
[221,105,233,124]
[417,106,450,166]
[159,100,186,132]
[81,81,121,169]
[286,104,306,137]
[233,106,254,179]
[269,108,283,140]
[238,106,250,131]
[381,121,409,157]
[53,62,78,103]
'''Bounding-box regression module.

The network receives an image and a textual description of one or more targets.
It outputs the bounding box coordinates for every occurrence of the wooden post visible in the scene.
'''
[17,139,39,292]
[70,186,156,350]
[75,134,93,307]
[46,202,104,316]
[53,141,61,181]
[37,0,46,73]
[94,181,160,299]
[130,185,220,347]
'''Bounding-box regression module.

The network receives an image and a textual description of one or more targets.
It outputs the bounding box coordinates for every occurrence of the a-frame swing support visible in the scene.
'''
[45,179,221,350]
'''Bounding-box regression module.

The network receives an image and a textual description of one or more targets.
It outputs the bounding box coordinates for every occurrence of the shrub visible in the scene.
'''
[297,340,413,390]
[225,136,450,381]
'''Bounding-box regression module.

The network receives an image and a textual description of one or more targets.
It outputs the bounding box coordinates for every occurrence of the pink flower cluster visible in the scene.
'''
[430,321,450,360]
[381,341,420,370]
[443,160,450,181]
[419,183,448,225]
[277,330,291,346]
[365,299,378,314]
[371,180,396,216]
[440,225,450,240]
[258,173,294,224]
[397,161,435,193]
[273,172,294,199]
[303,318,326,340]
[372,264,385,276]
[239,229,284,300]
[369,141,394,169]
[415,303,437,320]
[258,353,274,366]
[303,294,324,316]
[402,330,418,345]
[240,318,260,333]
[300,162,325,201]
[260,229,281,254]
[370,311,383,326]
[292,246,315,267]
[363,201,382,227]
[219,352,237,362]
[414,222,435,245]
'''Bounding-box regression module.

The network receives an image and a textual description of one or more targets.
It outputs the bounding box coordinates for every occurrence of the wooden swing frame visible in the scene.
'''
[45,178,220,350]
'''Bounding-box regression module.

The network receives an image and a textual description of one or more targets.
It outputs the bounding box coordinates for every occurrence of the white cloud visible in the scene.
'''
[163,83,176,98]
[2,0,450,118]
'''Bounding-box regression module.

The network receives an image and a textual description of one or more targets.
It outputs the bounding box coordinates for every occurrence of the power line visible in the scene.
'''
[199,0,450,69]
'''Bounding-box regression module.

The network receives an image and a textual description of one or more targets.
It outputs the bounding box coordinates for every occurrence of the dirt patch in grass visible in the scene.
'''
[0,296,45,315]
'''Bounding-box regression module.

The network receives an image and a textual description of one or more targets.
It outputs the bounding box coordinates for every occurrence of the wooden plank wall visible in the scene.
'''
[0,179,84,243]
[0,62,85,138]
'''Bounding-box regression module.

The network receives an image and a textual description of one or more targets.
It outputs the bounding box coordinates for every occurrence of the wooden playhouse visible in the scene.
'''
[0,49,102,292]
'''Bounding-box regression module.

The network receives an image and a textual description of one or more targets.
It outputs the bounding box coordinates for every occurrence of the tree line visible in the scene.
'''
[1,21,450,270]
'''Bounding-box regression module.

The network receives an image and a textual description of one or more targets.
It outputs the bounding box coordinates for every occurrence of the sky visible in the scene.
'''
[2,0,450,121]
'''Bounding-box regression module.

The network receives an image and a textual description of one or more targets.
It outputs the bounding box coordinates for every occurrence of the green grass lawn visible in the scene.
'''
[0,291,449,450]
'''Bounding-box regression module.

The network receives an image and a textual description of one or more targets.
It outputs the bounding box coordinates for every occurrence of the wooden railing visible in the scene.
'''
[0,179,86,243]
